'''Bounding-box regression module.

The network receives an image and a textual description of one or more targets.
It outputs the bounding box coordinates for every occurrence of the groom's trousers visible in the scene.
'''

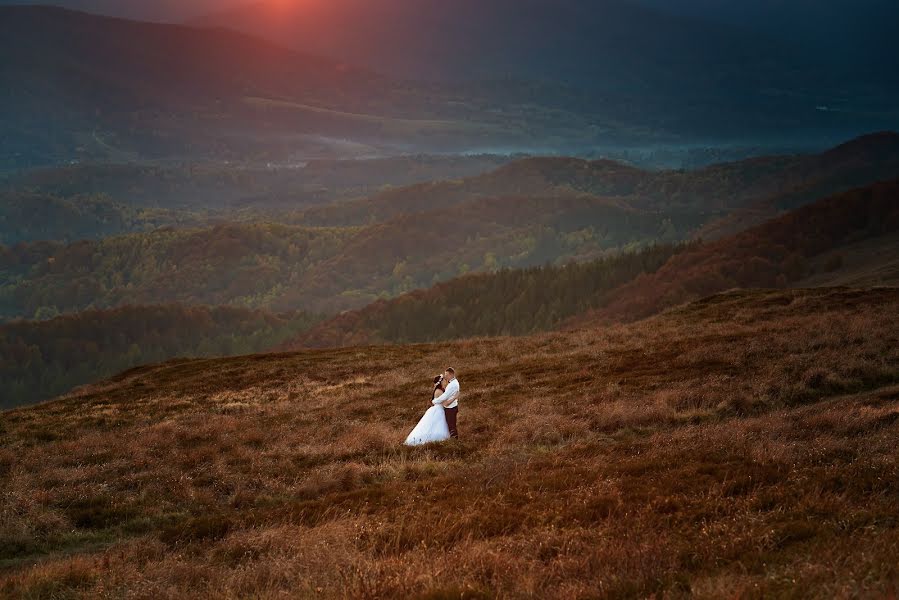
[444,407,458,438]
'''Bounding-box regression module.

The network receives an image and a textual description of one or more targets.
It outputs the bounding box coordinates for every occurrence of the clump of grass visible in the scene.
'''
[159,514,233,547]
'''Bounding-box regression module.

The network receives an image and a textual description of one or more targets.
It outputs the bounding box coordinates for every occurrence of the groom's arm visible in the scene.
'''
[434,381,459,406]
[433,382,459,408]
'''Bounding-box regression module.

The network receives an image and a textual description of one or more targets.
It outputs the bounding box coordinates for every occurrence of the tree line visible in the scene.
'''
[0,304,319,408]
[292,243,686,348]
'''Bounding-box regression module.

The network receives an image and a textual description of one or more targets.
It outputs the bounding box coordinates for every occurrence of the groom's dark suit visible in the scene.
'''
[445,406,458,438]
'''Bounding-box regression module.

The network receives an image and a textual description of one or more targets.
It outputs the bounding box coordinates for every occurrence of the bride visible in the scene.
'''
[404,375,451,446]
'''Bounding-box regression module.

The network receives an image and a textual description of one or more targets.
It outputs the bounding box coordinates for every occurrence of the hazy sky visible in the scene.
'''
[4,0,897,27]
[0,0,246,21]
[4,0,897,56]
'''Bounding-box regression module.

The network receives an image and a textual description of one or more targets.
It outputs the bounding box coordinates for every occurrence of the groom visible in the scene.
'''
[432,367,460,438]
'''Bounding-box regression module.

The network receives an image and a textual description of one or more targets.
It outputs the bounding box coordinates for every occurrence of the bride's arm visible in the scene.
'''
[432,386,450,405]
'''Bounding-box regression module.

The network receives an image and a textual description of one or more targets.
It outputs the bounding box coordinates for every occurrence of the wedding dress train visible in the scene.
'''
[404,405,450,446]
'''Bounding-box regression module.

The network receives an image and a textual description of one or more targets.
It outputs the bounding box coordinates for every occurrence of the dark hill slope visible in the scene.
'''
[697,132,899,237]
[0,304,319,409]
[580,180,899,325]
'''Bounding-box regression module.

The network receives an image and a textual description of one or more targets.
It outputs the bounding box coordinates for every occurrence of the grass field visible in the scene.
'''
[2,287,898,598]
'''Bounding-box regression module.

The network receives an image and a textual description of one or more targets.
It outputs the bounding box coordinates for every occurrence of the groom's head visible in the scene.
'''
[444,367,456,381]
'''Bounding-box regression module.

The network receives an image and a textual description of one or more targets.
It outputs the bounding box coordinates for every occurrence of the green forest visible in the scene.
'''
[0,305,320,408]
[0,201,677,320]
[292,243,685,347]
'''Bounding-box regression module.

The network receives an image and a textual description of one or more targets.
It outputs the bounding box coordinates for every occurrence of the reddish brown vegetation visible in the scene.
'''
[581,180,899,325]
[1,287,898,597]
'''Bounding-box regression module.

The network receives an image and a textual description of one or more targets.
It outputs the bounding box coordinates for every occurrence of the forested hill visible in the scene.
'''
[283,244,683,349]
[300,132,899,228]
[4,134,898,322]
[0,195,668,321]
[0,155,510,244]
[0,304,319,409]
[0,224,355,321]
[577,179,899,326]
[284,179,899,350]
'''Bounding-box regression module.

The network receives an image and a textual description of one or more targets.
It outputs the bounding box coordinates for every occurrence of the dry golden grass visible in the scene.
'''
[2,287,899,599]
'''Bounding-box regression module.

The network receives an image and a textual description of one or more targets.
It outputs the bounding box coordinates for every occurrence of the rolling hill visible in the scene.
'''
[300,132,899,230]
[1,286,897,596]
[0,223,355,321]
[283,244,684,349]
[283,178,899,349]
[0,192,670,320]
[0,191,200,246]
[0,304,319,409]
[583,180,899,325]
[0,155,510,243]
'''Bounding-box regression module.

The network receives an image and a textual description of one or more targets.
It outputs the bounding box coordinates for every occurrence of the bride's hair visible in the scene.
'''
[433,375,443,385]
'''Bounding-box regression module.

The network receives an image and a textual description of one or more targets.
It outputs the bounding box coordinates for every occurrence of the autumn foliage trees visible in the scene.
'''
[586,180,899,324]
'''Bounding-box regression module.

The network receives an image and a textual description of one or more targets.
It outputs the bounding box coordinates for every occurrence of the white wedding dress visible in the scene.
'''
[404,404,450,446]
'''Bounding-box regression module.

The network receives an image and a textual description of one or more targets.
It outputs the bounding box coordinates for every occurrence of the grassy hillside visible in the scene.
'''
[796,232,899,288]
[1,287,898,597]
[0,304,320,409]
[582,179,899,325]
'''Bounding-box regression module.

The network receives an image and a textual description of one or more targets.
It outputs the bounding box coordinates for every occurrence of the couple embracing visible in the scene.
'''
[404,367,460,446]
